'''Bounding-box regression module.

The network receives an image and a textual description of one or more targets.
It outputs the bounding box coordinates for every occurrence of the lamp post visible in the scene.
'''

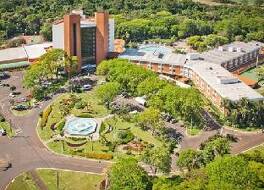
[56,170,60,190]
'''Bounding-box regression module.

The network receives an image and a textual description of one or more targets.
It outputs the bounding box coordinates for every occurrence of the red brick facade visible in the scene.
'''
[95,12,109,65]
[63,14,82,69]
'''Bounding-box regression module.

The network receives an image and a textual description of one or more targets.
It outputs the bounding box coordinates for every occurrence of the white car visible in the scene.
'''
[9,93,15,98]
[82,84,92,91]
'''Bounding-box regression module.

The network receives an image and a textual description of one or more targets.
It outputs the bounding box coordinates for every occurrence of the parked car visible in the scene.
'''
[15,97,27,103]
[9,91,21,98]
[12,104,29,111]
[0,159,12,171]
[0,72,10,80]
[12,91,21,95]
[0,128,6,136]
[2,83,9,87]
[10,86,16,91]
[82,84,92,91]
[9,93,15,98]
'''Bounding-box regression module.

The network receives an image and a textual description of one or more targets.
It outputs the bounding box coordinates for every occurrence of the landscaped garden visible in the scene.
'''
[7,169,104,190]
[37,86,165,161]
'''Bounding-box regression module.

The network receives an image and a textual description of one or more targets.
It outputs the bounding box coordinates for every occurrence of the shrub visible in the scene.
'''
[0,114,5,122]
[41,105,52,127]
[10,86,16,91]
[100,122,107,134]
[75,113,93,118]
[74,101,86,109]
[6,37,26,48]
[55,119,66,132]
[66,140,87,147]
[116,130,135,144]
[85,152,113,160]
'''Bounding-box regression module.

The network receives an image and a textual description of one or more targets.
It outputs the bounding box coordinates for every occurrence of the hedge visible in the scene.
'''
[75,112,93,118]
[55,118,66,132]
[84,152,113,160]
[66,141,87,147]
[41,105,52,127]
[0,114,5,122]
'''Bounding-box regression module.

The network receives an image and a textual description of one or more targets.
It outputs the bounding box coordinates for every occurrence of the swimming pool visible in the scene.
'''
[64,117,97,137]
[138,44,173,54]
[119,44,173,60]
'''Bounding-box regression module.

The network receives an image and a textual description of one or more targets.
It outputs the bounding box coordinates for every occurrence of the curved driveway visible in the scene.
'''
[0,72,110,189]
[1,71,264,188]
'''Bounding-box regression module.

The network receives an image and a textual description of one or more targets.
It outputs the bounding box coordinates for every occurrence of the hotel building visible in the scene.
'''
[52,10,115,69]
[119,41,264,112]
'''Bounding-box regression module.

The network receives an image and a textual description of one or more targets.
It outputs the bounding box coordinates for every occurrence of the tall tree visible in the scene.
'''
[141,146,171,174]
[177,149,203,171]
[205,156,260,189]
[137,107,163,135]
[108,157,151,190]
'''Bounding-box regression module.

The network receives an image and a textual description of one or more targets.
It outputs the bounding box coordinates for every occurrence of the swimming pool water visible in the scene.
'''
[138,44,172,54]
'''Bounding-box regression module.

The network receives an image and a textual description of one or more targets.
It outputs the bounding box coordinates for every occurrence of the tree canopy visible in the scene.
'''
[108,157,151,190]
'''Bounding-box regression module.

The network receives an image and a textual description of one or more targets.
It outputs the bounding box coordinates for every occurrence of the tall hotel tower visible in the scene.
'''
[52,10,115,69]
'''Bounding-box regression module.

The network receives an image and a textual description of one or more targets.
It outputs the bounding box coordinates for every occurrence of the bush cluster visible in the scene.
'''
[41,105,52,127]
[84,152,113,160]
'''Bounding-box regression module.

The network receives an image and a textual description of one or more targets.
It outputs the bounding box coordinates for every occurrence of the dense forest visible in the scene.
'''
[0,0,264,45]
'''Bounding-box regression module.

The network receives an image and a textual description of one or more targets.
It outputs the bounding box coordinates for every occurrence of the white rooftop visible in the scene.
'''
[201,41,264,65]
[119,47,187,66]
[0,47,27,63]
[185,60,264,102]
[0,42,52,64]
[24,42,52,59]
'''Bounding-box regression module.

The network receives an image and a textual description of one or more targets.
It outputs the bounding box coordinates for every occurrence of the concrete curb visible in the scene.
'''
[241,143,264,154]
[223,125,262,134]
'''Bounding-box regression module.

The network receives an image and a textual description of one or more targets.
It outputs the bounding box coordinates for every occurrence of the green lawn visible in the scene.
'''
[7,169,104,190]
[37,169,104,190]
[130,126,163,146]
[6,173,38,190]
[38,89,162,160]
[46,116,163,158]
[0,121,15,138]
[38,90,110,141]
[103,117,163,147]
[187,127,201,136]
[47,140,109,155]
[241,67,264,86]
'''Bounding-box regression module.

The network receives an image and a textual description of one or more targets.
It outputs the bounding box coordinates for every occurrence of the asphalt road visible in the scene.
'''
[0,71,110,189]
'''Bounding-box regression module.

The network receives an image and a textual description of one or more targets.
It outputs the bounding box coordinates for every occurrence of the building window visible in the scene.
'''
[73,23,77,56]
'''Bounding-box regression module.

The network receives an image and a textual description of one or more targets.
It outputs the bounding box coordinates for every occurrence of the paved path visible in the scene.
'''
[171,122,264,154]
[0,71,110,189]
